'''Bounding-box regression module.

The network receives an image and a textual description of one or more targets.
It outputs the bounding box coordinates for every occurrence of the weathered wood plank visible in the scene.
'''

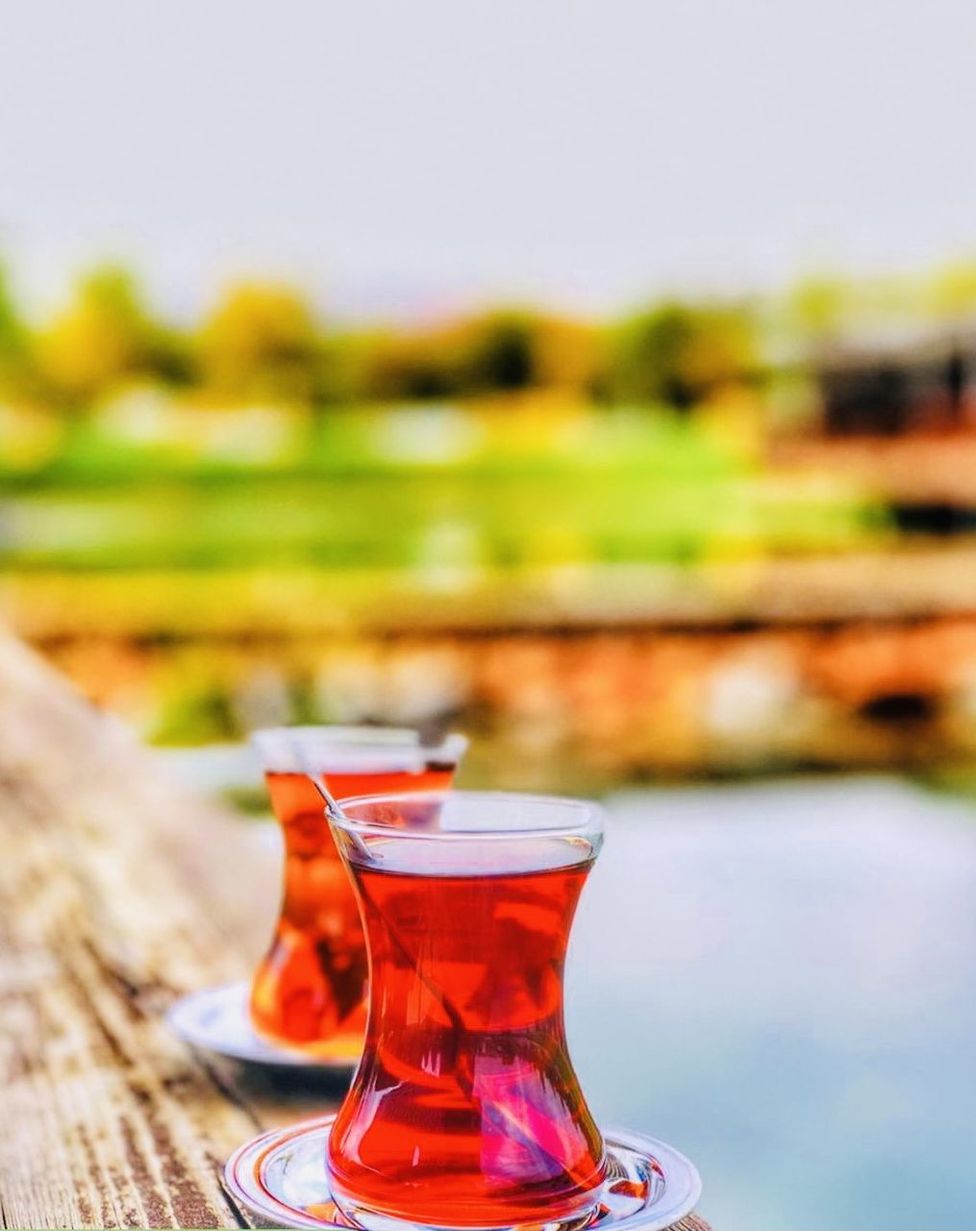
[0,637,271,1228]
[0,635,712,1230]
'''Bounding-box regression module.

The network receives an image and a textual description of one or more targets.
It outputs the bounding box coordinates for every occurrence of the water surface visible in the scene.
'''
[570,777,976,1231]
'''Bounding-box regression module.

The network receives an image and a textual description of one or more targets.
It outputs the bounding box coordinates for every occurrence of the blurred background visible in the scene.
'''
[3,3,976,1228]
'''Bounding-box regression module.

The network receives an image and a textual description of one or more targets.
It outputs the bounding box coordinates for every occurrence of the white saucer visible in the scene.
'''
[167,982,359,1069]
[224,1114,702,1231]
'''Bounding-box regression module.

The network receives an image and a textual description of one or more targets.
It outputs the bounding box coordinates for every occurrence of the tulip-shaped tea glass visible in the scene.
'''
[327,790,607,1230]
[249,729,467,1059]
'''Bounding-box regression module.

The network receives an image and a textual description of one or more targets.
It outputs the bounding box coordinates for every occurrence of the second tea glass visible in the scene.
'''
[249,727,467,1059]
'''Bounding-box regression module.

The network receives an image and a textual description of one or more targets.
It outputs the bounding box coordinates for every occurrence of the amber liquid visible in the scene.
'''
[328,839,606,1227]
[249,763,455,1056]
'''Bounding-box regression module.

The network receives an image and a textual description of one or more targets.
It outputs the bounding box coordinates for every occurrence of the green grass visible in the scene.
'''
[0,404,886,573]
[0,469,885,573]
[2,404,740,487]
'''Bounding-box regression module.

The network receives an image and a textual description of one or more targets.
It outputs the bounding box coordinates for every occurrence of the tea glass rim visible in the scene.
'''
[250,725,468,774]
[330,788,605,845]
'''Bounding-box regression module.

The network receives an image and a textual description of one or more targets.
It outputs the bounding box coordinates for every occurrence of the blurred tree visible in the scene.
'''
[926,261,976,321]
[607,301,758,408]
[313,329,385,406]
[351,313,598,404]
[199,281,319,401]
[451,311,536,392]
[356,311,609,402]
[0,262,29,393]
[12,258,976,419]
[435,310,601,398]
[532,315,604,393]
[33,266,156,407]
[0,264,26,355]
[360,330,456,401]
[146,324,197,387]
[785,276,855,343]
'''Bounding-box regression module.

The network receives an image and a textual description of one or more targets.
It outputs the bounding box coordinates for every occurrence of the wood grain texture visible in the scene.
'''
[0,635,712,1230]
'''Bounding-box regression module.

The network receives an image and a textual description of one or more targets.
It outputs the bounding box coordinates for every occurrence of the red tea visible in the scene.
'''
[328,836,606,1226]
[249,761,456,1057]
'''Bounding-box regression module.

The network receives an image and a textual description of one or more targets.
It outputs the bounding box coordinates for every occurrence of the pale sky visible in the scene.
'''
[2,0,976,320]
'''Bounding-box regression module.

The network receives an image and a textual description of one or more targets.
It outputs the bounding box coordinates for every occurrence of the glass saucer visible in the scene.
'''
[224,1114,702,1231]
[167,982,359,1070]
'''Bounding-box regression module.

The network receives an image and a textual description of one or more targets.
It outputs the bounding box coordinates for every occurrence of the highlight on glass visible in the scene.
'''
[248,727,468,1058]
[325,789,606,1230]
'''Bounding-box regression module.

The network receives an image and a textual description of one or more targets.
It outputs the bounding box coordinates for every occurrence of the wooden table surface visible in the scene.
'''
[0,636,711,1230]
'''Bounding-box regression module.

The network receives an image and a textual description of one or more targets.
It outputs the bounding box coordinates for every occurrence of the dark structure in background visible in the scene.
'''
[817,330,976,437]
[814,330,976,535]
